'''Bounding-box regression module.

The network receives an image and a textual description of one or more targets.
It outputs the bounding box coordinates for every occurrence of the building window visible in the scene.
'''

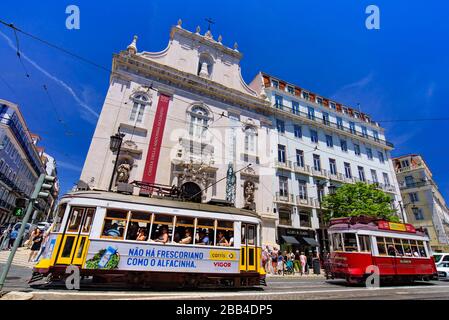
[272,80,279,89]
[322,112,330,125]
[299,212,311,228]
[189,105,209,139]
[313,154,321,171]
[329,159,337,175]
[358,166,365,182]
[405,176,415,187]
[298,180,307,200]
[330,102,336,110]
[279,209,291,226]
[383,173,390,186]
[275,95,283,109]
[409,192,419,203]
[307,107,315,120]
[336,117,343,130]
[412,207,424,220]
[279,176,289,197]
[294,125,302,138]
[326,135,333,148]
[354,144,361,156]
[302,91,309,100]
[287,86,294,94]
[349,122,356,134]
[344,163,351,178]
[378,151,385,163]
[373,131,379,142]
[276,119,285,133]
[296,149,304,167]
[316,97,323,105]
[244,126,257,154]
[340,139,348,152]
[361,126,368,138]
[371,169,378,183]
[129,94,149,124]
[401,160,410,168]
[310,130,318,144]
[278,144,286,163]
[292,101,299,115]
[366,148,373,160]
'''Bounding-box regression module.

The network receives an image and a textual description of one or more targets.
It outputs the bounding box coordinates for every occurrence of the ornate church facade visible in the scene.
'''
[80,21,279,247]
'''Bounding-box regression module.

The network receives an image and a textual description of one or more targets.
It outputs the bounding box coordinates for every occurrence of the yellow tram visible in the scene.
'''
[33,191,265,288]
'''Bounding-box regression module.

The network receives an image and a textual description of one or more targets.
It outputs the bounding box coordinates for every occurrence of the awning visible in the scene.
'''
[281,235,300,245]
[301,237,319,247]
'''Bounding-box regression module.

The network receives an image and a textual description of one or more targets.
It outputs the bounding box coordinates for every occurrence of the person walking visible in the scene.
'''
[35,224,53,262]
[294,250,301,273]
[271,249,278,275]
[299,251,307,276]
[28,228,43,262]
[277,252,284,276]
[8,227,18,250]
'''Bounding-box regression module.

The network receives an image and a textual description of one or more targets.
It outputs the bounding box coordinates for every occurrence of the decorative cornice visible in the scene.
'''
[113,52,271,115]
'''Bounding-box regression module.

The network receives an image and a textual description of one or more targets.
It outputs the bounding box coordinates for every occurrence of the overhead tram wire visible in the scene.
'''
[2,18,449,126]
[11,27,30,78]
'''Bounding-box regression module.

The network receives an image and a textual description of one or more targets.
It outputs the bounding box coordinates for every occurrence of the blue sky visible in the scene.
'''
[0,1,448,199]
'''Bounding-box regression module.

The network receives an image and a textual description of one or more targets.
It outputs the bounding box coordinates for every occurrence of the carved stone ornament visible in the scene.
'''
[117,162,131,183]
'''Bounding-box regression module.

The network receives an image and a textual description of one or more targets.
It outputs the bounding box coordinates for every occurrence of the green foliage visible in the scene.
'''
[321,182,399,222]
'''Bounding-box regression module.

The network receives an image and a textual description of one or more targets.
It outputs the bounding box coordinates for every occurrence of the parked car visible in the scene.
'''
[37,222,51,231]
[437,262,449,280]
[12,222,36,246]
[433,253,449,265]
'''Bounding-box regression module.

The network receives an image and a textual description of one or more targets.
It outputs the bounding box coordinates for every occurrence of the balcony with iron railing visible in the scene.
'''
[295,196,320,208]
[311,167,329,178]
[399,180,432,190]
[272,103,393,149]
[293,163,311,175]
[274,159,293,171]
[395,163,425,174]
[274,192,295,205]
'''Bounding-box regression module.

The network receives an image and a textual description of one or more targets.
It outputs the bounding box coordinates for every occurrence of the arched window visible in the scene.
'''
[129,94,149,124]
[244,126,257,154]
[189,106,209,139]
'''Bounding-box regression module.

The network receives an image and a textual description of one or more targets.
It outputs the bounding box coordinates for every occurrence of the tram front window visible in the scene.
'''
[53,203,67,233]
[332,233,344,251]
[343,233,357,252]
[358,235,371,252]
[102,210,128,239]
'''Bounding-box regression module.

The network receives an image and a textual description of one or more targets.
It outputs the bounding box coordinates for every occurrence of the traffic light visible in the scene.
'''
[37,175,56,199]
[13,207,24,217]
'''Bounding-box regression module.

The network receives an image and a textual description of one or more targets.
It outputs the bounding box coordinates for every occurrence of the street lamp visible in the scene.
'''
[108,131,125,192]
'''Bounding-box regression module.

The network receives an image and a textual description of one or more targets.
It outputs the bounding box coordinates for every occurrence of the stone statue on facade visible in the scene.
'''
[225,163,236,204]
[244,180,255,206]
[116,162,131,183]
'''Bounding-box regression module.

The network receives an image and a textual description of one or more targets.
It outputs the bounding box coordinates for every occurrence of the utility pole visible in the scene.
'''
[0,174,55,291]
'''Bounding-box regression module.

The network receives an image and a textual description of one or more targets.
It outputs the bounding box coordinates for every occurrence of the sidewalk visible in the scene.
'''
[0,247,36,269]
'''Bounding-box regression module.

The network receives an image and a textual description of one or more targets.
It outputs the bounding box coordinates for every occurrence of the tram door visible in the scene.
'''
[56,207,95,265]
[240,224,257,272]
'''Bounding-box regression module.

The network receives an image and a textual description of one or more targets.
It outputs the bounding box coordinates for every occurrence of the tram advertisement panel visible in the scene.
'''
[83,240,240,274]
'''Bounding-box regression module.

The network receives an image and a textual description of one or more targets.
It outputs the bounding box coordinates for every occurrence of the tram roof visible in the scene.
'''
[61,190,260,219]
[328,216,426,236]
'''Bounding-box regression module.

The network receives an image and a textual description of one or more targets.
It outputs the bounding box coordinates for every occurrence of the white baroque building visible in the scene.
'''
[80,21,403,252]
[249,73,403,252]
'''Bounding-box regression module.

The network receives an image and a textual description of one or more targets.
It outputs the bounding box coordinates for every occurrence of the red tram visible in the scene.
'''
[325,216,438,283]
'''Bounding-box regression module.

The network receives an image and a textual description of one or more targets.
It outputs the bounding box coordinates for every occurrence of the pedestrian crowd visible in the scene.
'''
[0,223,53,263]
[261,246,321,276]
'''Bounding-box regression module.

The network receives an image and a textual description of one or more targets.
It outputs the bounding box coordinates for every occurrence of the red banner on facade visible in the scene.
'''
[141,93,170,185]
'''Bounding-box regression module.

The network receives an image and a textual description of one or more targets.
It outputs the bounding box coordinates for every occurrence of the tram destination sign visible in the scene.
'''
[377,221,416,233]
[83,240,240,274]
